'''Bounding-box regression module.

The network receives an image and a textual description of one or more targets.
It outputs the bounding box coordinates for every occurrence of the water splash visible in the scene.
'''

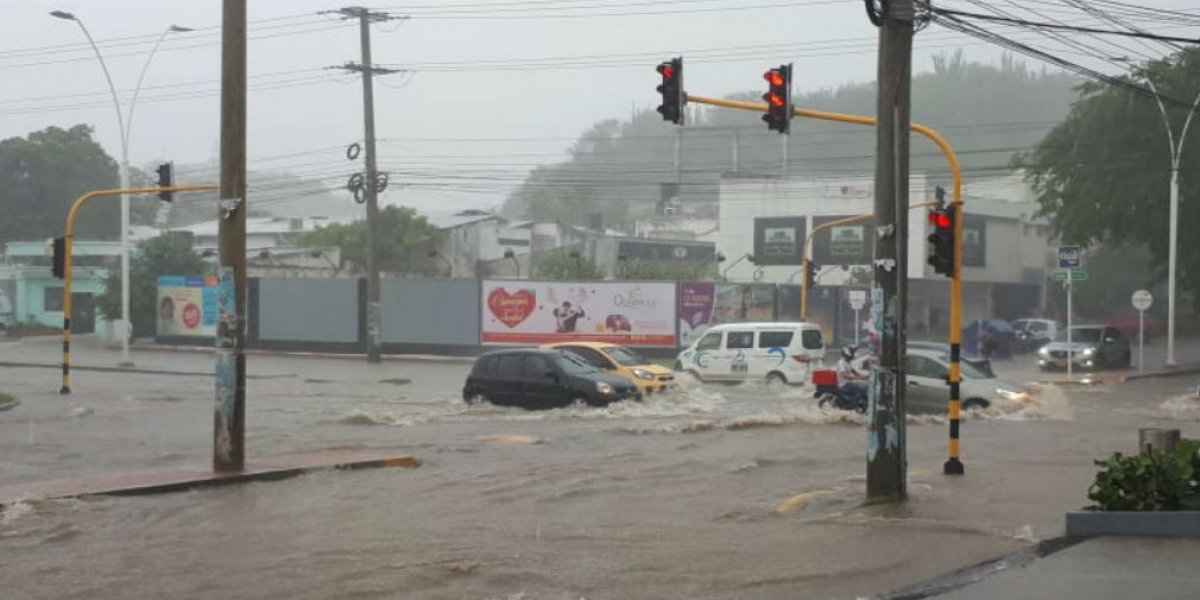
[1159,394,1200,420]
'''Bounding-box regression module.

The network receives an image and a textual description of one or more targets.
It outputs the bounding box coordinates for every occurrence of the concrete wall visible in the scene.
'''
[380,279,479,346]
[257,278,358,342]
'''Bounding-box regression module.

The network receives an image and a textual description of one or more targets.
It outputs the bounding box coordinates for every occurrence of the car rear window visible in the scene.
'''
[801,329,823,350]
[495,354,523,377]
[758,331,793,348]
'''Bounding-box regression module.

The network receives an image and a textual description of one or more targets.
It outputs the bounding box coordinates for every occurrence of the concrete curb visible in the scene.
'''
[1121,365,1200,382]
[872,536,1086,600]
[0,451,421,507]
[1065,510,1200,539]
[0,360,292,380]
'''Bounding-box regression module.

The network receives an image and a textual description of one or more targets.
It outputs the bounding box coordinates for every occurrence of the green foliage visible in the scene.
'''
[1088,439,1200,511]
[1018,48,1200,303]
[96,232,208,338]
[504,54,1078,228]
[0,125,120,244]
[297,206,443,274]
[534,251,604,280]
[620,259,704,281]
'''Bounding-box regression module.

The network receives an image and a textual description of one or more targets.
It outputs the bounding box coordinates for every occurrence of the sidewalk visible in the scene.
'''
[893,536,1200,600]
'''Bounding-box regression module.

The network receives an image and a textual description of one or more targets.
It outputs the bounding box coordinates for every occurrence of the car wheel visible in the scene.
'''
[765,372,787,386]
[463,389,486,405]
[962,398,989,411]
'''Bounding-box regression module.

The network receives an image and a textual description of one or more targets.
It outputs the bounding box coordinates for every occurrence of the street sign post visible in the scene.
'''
[849,290,866,345]
[1132,290,1153,372]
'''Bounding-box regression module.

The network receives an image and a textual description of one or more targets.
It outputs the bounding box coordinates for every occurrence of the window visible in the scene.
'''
[758,331,794,348]
[801,329,823,350]
[1029,321,1048,333]
[562,346,613,369]
[1103,328,1121,341]
[606,346,647,367]
[496,355,523,378]
[471,357,493,377]
[524,355,555,381]
[44,287,64,312]
[553,352,600,375]
[725,331,754,349]
[908,355,949,379]
[696,332,722,350]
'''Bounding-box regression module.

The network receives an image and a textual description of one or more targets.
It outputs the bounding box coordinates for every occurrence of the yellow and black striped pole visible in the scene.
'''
[58,185,218,394]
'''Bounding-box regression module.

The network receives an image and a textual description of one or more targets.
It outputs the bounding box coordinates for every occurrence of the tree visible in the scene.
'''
[297,206,443,274]
[534,251,604,280]
[96,232,208,338]
[0,125,120,244]
[1016,48,1200,307]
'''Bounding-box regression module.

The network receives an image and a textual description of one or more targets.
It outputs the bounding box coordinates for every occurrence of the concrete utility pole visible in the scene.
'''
[215,0,247,472]
[332,6,403,364]
[866,0,914,501]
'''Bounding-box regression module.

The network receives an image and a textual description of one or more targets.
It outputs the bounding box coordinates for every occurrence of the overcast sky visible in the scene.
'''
[2,0,1197,217]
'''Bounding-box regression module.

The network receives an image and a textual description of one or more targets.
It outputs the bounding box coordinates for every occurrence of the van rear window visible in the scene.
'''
[801,330,823,350]
[758,331,793,348]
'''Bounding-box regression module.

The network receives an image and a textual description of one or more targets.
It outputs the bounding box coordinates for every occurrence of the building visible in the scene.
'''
[0,240,117,337]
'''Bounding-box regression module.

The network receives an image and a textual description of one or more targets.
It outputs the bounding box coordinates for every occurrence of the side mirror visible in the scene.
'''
[545,371,560,383]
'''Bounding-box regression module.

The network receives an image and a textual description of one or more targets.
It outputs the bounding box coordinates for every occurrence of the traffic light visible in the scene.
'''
[805,260,819,289]
[656,57,684,125]
[927,205,956,277]
[51,236,66,279]
[156,162,174,202]
[761,63,792,134]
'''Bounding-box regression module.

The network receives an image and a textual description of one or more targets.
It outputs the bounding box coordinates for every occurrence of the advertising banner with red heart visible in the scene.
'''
[481,280,677,347]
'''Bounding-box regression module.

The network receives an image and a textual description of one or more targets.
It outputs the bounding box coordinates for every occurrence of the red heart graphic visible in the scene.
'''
[488,287,536,329]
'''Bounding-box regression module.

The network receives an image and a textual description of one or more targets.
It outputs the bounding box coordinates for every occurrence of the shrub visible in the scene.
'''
[1088,439,1200,511]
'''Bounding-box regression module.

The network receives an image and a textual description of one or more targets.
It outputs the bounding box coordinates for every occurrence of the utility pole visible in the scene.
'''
[866,0,914,501]
[331,6,403,364]
[215,0,247,472]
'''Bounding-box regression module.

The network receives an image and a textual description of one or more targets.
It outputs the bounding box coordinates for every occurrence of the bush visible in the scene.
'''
[1088,439,1200,511]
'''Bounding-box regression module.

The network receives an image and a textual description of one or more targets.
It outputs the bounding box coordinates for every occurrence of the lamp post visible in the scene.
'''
[1114,56,1200,366]
[721,253,753,282]
[51,11,191,367]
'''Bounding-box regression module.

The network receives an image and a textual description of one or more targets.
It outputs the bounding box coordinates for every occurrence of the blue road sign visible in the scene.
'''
[1058,245,1081,269]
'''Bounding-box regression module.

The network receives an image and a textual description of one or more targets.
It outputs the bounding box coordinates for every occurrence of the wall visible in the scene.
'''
[380,279,480,352]
[256,278,358,344]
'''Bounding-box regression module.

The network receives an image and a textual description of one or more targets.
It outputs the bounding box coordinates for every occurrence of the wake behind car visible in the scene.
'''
[1036,325,1131,371]
[463,348,641,410]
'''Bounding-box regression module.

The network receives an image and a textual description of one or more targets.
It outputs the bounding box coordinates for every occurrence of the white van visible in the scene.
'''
[674,322,825,385]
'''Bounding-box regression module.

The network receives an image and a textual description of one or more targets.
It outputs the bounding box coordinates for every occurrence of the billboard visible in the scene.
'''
[812,215,873,266]
[677,283,777,347]
[753,216,806,266]
[482,280,677,347]
[157,276,217,337]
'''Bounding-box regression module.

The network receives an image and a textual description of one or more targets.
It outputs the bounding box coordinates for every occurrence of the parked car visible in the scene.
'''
[1011,318,1061,353]
[1036,325,1132,371]
[675,322,825,385]
[463,349,641,410]
[544,341,675,394]
[906,348,1030,413]
[906,340,995,378]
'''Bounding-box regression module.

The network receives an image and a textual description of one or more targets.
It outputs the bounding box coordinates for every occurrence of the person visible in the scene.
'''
[979,325,997,359]
[553,301,585,333]
[835,346,868,401]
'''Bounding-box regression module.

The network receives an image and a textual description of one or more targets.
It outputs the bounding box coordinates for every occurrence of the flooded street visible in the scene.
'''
[3,342,1199,600]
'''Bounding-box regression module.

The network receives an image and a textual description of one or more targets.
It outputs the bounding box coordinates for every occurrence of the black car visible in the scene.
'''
[463,349,641,410]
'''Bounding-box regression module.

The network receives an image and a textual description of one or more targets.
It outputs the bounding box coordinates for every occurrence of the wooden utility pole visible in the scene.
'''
[332,6,402,364]
[866,0,914,500]
[215,0,247,472]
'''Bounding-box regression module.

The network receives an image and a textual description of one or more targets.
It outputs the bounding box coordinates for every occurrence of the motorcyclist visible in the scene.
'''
[835,346,868,401]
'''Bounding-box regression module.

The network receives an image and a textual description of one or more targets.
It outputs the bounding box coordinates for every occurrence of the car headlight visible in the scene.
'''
[632,368,654,381]
[1080,347,1095,356]
[596,382,615,395]
[1037,347,1050,357]
[997,388,1031,403]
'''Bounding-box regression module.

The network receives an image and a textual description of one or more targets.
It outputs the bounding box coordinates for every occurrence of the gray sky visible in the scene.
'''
[2,1,1197,217]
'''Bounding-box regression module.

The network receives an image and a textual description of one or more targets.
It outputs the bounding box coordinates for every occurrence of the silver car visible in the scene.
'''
[906,348,1030,413]
[1036,325,1131,371]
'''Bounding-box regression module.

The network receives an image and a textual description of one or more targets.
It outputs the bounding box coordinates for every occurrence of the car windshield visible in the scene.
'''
[606,346,646,367]
[1056,327,1102,343]
[553,352,600,375]
[960,359,993,380]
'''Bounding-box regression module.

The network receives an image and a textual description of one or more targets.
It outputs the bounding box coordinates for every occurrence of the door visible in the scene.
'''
[71,293,95,334]
[491,353,525,406]
[755,329,796,378]
[688,331,725,379]
[721,330,755,382]
[521,354,561,409]
[906,354,949,413]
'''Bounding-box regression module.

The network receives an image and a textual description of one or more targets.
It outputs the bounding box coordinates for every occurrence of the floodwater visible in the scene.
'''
[1,345,1195,600]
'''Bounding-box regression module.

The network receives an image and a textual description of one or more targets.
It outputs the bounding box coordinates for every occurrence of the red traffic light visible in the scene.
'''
[658,64,675,79]
[929,210,952,229]
[764,70,785,87]
[765,92,785,108]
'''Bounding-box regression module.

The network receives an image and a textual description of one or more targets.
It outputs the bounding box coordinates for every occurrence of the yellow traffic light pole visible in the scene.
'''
[685,94,967,474]
[59,185,217,394]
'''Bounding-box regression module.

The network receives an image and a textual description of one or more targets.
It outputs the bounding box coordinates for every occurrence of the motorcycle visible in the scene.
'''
[811,369,868,413]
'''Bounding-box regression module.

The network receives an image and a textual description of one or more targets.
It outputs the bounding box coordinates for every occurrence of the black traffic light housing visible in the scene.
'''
[927,205,956,277]
[656,57,685,125]
[805,260,819,289]
[51,236,66,279]
[762,63,792,134]
[156,162,174,202]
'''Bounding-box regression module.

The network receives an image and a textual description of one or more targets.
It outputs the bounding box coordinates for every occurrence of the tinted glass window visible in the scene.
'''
[607,346,647,367]
[725,331,754,349]
[908,355,948,379]
[553,352,600,375]
[1057,327,1102,342]
[696,332,722,350]
[758,331,794,348]
[471,356,493,377]
[1029,321,1048,332]
[524,355,555,381]
[562,346,613,369]
[802,329,823,350]
[496,355,523,377]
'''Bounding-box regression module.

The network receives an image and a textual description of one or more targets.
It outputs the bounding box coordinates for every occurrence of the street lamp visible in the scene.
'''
[1113,56,1200,366]
[721,253,754,282]
[51,11,191,367]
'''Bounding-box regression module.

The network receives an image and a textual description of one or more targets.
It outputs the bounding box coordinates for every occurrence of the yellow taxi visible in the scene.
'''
[542,342,675,395]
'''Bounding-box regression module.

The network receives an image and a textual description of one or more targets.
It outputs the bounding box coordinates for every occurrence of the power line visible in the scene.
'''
[928,6,1200,44]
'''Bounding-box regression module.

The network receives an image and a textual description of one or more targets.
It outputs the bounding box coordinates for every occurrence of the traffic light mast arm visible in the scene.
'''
[59,184,218,394]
